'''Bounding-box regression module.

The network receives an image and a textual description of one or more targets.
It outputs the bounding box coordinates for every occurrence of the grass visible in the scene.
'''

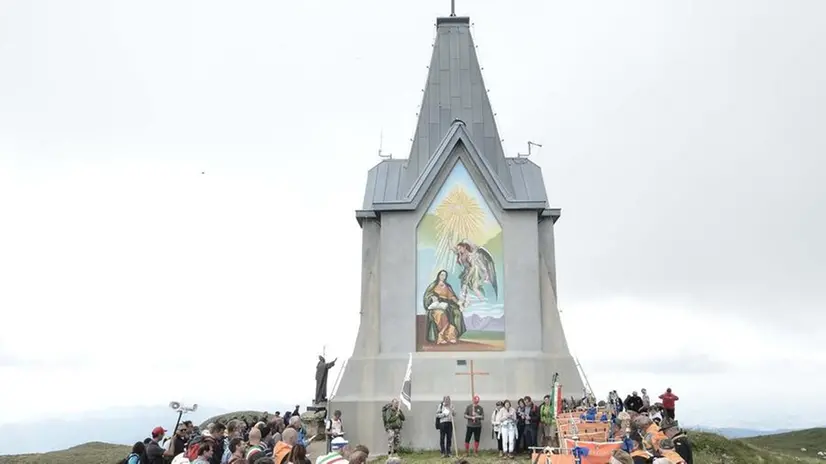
[2,429,824,464]
[0,442,130,464]
[741,427,826,458]
[691,430,821,463]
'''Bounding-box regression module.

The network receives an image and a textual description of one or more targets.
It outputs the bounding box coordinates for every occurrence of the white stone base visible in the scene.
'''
[330,352,583,453]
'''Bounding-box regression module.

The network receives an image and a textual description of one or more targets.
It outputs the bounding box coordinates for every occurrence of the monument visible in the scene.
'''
[332,9,585,453]
[314,355,337,404]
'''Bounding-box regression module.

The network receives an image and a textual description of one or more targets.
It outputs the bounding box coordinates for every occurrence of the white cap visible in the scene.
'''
[331,437,348,449]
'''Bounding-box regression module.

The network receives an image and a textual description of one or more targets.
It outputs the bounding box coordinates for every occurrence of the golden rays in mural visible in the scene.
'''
[433,186,485,273]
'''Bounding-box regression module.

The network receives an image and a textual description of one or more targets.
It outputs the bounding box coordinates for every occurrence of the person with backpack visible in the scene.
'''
[490,401,503,454]
[184,434,215,462]
[123,441,147,464]
[382,398,405,455]
[538,395,557,448]
[191,442,215,464]
[435,396,456,458]
[327,410,344,440]
[146,426,167,464]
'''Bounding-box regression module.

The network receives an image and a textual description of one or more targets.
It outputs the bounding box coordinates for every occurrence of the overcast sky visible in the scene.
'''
[1,0,824,432]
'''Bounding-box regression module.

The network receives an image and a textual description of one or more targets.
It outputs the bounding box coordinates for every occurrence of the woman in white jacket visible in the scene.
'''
[495,399,518,458]
[490,401,503,455]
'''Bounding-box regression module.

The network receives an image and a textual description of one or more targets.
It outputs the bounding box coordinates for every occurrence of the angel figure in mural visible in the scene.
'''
[423,269,467,345]
[453,240,499,303]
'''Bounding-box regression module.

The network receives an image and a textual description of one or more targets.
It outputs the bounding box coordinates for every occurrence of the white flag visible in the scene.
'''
[552,380,562,417]
[399,353,412,410]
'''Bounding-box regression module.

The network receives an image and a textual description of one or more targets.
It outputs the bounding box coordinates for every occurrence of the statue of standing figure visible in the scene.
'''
[314,355,337,404]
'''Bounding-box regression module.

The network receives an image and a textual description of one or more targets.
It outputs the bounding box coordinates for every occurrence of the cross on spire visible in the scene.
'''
[455,359,488,399]
[450,0,456,16]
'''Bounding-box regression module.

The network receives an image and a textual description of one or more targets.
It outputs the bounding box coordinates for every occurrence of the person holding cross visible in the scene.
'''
[463,395,484,455]
[454,360,488,455]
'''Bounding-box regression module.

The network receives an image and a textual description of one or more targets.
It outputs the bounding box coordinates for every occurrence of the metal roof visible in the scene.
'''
[400,16,513,195]
[361,121,550,210]
[359,16,555,222]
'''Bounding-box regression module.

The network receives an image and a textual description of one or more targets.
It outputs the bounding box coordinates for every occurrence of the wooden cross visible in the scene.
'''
[455,360,488,399]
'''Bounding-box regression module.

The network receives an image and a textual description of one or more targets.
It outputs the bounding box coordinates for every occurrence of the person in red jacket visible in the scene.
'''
[659,388,679,419]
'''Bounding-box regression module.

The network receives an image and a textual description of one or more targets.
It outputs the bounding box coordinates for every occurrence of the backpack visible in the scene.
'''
[185,435,213,462]
[119,453,140,464]
[382,403,391,428]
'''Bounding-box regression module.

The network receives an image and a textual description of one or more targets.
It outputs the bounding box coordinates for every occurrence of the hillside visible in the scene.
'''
[0,442,130,464]
[690,430,820,463]
[199,410,272,429]
[741,427,826,458]
[689,426,795,439]
[0,405,230,455]
[1,430,823,464]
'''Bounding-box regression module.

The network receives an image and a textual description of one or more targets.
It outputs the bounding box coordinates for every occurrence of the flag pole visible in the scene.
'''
[326,358,348,454]
[452,418,459,457]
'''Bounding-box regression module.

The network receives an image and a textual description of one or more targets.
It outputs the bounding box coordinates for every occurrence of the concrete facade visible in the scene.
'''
[331,14,584,454]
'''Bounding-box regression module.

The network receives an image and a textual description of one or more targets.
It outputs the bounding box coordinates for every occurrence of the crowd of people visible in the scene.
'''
[380,387,690,463]
[119,387,687,464]
[555,387,691,464]
[120,408,367,464]
[598,388,680,420]
[379,394,558,459]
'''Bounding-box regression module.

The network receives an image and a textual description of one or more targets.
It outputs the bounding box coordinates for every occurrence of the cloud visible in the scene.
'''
[0,165,360,425]
[0,351,20,368]
[559,297,826,428]
[589,352,730,375]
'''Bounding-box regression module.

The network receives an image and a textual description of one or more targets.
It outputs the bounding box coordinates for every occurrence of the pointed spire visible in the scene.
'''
[400,15,513,195]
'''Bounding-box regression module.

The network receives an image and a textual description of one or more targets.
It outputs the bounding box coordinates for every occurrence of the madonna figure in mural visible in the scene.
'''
[423,270,467,344]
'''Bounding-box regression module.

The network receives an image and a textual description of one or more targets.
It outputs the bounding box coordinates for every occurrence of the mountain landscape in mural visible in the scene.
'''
[416,161,505,352]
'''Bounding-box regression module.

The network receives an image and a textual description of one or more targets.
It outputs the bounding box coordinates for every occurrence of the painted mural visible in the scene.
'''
[416,161,504,352]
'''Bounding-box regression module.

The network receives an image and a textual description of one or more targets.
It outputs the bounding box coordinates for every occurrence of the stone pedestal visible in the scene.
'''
[300,403,328,442]
[334,353,581,453]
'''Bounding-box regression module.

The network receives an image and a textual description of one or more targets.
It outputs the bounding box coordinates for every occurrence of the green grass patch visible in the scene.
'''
[691,430,821,464]
[0,442,130,464]
[741,427,826,458]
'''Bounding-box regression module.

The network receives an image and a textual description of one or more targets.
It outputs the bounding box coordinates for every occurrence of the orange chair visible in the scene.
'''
[548,455,618,464]
[563,439,622,457]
